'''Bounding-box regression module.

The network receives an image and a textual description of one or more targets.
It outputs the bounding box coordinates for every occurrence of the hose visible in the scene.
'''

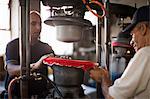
[8,77,21,99]
[8,73,63,99]
[82,0,106,18]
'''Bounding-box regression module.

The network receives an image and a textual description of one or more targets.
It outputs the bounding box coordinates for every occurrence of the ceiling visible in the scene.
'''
[110,0,150,8]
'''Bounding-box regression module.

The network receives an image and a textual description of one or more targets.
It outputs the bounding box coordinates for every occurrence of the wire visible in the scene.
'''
[36,73,64,98]
[82,0,106,18]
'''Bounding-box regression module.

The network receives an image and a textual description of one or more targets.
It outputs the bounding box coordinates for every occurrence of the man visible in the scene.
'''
[90,5,150,99]
[5,11,55,98]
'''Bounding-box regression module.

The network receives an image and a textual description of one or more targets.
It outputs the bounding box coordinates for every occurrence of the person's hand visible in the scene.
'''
[30,53,55,71]
[39,53,55,62]
[90,66,110,84]
[90,66,112,99]
[89,66,110,83]
[55,55,72,59]
[89,66,104,83]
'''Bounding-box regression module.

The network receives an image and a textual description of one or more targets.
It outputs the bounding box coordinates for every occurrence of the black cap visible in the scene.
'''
[122,5,150,33]
[118,31,131,39]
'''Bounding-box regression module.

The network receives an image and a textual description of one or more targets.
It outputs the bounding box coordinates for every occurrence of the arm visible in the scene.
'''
[101,69,113,99]
[7,61,21,76]
[6,39,55,76]
[5,39,21,76]
[7,53,54,76]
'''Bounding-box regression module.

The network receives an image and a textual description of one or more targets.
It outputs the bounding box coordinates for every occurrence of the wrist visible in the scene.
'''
[30,64,34,68]
[30,64,36,71]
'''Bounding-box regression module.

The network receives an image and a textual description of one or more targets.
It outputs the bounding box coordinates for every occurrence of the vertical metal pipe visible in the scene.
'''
[96,16,101,64]
[19,0,30,98]
[96,16,104,98]
[104,0,111,70]
[25,0,30,79]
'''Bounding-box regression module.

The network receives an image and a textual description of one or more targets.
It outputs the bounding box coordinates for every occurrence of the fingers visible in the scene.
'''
[89,69,102,83]
[40,53,55,61]
[93,65,98,69]
[59,55,72,59]
[49,53,55,57]
[54,55,60,58]
[45,53,55,58]
[30,63,37,71]
[89,65,109,83]
[52,55,72,59]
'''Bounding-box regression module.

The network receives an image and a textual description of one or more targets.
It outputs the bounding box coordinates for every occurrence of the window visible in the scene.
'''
[84,10,97,26]
[0,0,11,55]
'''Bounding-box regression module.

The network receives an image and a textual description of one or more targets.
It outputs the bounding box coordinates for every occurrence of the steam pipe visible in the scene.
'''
[8,77,21,99]
[19,0,30,98]
[82,0,106,18]
[104,0,111,70]
[95,15,105,98]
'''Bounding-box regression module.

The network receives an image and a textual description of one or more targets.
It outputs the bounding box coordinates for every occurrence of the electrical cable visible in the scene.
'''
[35,73,64,98]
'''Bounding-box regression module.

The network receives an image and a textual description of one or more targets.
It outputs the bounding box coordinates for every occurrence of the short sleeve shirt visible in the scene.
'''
[5,38,55,94]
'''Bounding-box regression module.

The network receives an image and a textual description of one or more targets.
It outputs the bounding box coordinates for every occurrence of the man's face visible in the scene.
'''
[130,24,145,52]
[30,13,41,41]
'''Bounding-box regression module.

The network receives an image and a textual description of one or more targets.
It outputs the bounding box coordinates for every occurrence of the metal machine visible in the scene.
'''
[1,0,148,99]
[40,0,137,98]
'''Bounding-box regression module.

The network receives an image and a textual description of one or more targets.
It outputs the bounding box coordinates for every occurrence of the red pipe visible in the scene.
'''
[82,0,106,18]
[8,77,21,99]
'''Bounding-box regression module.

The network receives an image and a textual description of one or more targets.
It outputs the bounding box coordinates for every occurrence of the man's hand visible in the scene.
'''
[30,53,54,71]
[56,55,72,59]
[89,66,111,84]
[89,66,113,99]
[89,66,103,83]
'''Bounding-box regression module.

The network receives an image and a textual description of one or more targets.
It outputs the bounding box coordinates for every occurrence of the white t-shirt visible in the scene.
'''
[109,46,150,99]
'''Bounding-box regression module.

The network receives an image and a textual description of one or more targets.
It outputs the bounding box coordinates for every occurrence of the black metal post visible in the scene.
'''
[19,0,30,98]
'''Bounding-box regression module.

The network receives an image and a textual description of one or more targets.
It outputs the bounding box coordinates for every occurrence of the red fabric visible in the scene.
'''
[43,57,95,71]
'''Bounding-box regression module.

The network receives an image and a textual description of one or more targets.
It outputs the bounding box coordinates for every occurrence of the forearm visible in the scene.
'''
[7,62,39,76]
[102,80,113,99]
[101,71,113,99]
[7,64,21,76]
